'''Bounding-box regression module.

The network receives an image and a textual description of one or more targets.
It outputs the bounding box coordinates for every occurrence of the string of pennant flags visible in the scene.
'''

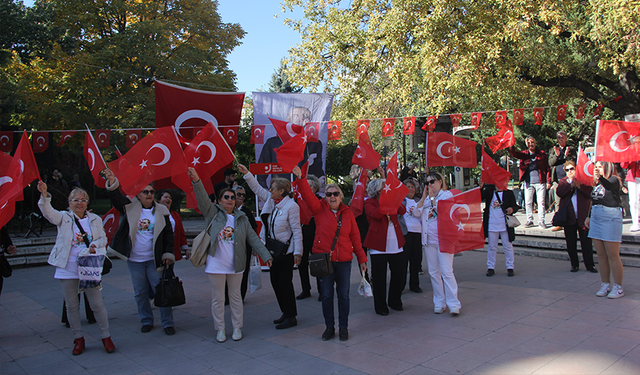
[0,99,608,154]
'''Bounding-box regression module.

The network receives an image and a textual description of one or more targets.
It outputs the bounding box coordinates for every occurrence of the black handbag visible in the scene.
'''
[264,208,292,262]
[552,200,572,227]
[154,267,186,307]
[309,213,342,277]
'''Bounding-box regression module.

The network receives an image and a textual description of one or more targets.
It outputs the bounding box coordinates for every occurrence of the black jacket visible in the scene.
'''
[482,185,519,242]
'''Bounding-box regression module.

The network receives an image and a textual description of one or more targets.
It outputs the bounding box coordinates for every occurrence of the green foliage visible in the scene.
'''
[268,60,302,93]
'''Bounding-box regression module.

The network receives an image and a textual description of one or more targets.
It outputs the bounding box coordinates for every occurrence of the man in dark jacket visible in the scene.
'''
[509,136,550,228]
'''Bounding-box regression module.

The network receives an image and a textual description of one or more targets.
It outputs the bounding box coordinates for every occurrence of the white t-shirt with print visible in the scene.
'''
[205,214,241,274]
[55,216,92,279]
[129,208,155,263]
[488,191,507,233]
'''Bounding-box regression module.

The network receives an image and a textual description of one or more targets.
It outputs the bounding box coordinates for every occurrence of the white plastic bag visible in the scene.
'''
[249,256,262,293]
[358,270,373,297]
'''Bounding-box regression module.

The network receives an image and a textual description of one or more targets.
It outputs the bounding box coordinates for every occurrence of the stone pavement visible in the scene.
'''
[2,247,640,375]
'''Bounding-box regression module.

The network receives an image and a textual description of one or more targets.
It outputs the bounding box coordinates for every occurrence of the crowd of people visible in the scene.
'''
[2,129,632,356]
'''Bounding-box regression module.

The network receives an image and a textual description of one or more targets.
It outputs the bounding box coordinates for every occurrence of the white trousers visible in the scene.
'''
[424,244,461,310]
[524,182,546,224]
[208,273,243,331]
[487,231,514,269]
[628,177,640,227]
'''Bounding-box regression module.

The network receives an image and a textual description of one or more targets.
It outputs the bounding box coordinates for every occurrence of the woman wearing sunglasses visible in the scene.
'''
[587,161,624,298]
[237,164,303,330]
[414,172,461,315]
[293,166,367,341]
[188,168,273,342]
[103,169,176,335]
[556,161,596,273]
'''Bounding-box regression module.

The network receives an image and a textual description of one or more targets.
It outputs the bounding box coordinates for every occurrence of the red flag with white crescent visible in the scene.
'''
[274,129,308,173]
[470,112,482,129]
[251,125,265,144]
[95,129,110,148]
[403,117,416,135]
[422,116,437,132]
[351,130,381,170]
[382,118,395,137]
[126,129,142,148]
[0,131,40,208]
[576,103,586,120]
[57,131,77,147]
[350,168,368,217]
[513,109,524,126]
[593,103,604,118]
[481,148,511,191]
[426,132,477,168]
[576,147,594,186]
[356,120,370,137]
[291,162,313,225]
[557,105,567,121]
[0,131,13,153]
[101,207,120,244]
[386,151,398,179]
[379,171,409,215]
[328,121,341,140]
[533,108,544,125]
[450,114,462,128]
[219,126,238,146]
[594,120,640,163]
[304,122,320,143]
[270,117,304,143]
[485,120,515,153]
[83,129,108,188]
[32,131,48,153]
[495,110,507,128]
[437,187,484,254]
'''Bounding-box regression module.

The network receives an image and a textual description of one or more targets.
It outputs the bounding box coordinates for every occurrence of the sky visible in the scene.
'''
[22,0,304,96]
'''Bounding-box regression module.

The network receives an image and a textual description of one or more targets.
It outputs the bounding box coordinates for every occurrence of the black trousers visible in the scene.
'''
[371,252,406,314]
[403,232,422,290]
[564,224,595,269]
[298,242,321,294]
[270,252,297,318]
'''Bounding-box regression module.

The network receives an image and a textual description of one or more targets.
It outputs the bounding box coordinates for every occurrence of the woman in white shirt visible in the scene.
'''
[401,178,423,293]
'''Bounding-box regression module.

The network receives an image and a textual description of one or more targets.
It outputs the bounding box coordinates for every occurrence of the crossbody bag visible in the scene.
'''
[309,212,342,277]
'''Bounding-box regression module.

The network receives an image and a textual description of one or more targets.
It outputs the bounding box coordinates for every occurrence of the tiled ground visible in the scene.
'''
[2,243,640,375]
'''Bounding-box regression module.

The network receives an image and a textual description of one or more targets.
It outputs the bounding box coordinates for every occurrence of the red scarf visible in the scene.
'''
[273,197,284,205]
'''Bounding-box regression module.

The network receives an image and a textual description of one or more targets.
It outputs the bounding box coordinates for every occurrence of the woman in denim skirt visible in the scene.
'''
[586,161,624,298]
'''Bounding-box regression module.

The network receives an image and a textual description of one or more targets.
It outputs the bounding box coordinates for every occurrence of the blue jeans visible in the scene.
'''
[319,261,351,329]
[127,260,174,328]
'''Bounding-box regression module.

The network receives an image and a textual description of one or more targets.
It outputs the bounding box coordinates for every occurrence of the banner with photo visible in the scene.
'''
[253,92,334,191]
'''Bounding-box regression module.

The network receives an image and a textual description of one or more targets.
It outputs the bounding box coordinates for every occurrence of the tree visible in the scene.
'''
[268,60,302,93]
[282,0,639,124]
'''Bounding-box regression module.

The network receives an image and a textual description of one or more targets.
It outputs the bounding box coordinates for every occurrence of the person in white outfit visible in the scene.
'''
[413,172,461,315]
[480,183,519,277]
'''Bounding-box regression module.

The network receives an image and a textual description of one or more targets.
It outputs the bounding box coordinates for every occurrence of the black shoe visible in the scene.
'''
[390,305,403,311]
[321,326,335,341]
[296,291,311,300]
[276,317,297,329]
[164,327,175,336]
[376,310,389,316]
[273,314,286,324]
[339,328,348,341]
[571,267,579,273]
[88,318,97,324]
[507,269,514,277]
[318,295,322,302]
[486,269,495,277]
[141,325,153,333]
[410,287,423,293]
[587,267,598,273]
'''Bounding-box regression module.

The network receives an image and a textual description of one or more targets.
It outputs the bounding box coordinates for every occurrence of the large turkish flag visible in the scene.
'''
[437,187,484,254]
[576,146,595,186]
[84,129,108,188]
[485,120,515,153]
[426,132,477,168]
[595,120,640,163]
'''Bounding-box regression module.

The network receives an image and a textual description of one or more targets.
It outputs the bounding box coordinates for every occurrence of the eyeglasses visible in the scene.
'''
[70,199,88,203]
[426,180,438,185]
[222,195,236,200]
[141,190,155,195]
[236,193,245,197]
[325,192,340,197]
[565,167,575,172]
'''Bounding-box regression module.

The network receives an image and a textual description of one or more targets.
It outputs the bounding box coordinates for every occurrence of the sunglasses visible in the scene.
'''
[236,193,245,197]
[426,179,438,185]
[325,192,340,197]
[565,167,575,172]
[141,190,155,195]
[222,195,236,200]
[70,199,88,203]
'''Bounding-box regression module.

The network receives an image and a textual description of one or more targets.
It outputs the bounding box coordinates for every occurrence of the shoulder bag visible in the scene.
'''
[191,217,215,268]
[309,212,342,277]
[154,266,186,307]
[494,192,520,228]
[75,216,112,275]
[265,208,292,262]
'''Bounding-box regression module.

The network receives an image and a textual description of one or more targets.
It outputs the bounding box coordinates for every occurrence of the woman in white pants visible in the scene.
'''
[621,161,640,232]
[413,172,461,315]
[480,183,519,277]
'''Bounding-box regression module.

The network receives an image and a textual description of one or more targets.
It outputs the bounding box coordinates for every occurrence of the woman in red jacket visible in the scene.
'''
[363,179,407,316]
[293,167,367,341]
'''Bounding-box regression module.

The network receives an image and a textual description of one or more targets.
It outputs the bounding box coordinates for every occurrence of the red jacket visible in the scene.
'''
[509,147,551,184]
[621,161,640,181]
[170,210,187,261]
[363,198,406,251]
[298,179,367,264]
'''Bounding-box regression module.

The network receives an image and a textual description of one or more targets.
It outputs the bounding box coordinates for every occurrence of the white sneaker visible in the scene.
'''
[216,329,226,343]
[434,306,446,314]
[450,307,460,315]
[596,282,611,297]
[630,225,640,232]
[607,284,625,299]
[232,328,242,341]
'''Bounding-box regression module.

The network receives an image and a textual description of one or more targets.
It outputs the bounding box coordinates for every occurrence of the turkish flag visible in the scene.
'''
[291,162,313,225]
[403,117,416,135]
[594,120,640,163]
[352,130,381,170]
[108,126,188,196]
[356,120,370,137]
[576,146,594,186]
[422,115,437,132]
[274,130,308,173]
[557,105,567,121]
[14,130,39,186]
[0,198,16,229]
[386,151,398,179]
[219,126,238,146]
[576,103,586,120]
[533,108,544,125]
[270,117,303,143]
[382,118,395,137]
[0,131,39,208]
[513,109,524,126]
[0,152,19,214]
[437,187,484,254]
[181,121,234,191]
[594,103,604,118]
[470,112,482,129]
[350,168,368,216]
[495,110,507,128]
[481,148,511,191]
[251,125,265,144]
[328,121,341,140]
[450,114,462,128]
[95,129,110,148]
[485,119,515,153]
[57,131,77,147]
[126,129,142,148]
[83,129,108,189]
[305,122,320,142]
[101,207,120,244]
[32,131,48,153]
[0,131,13,153]
[379,173,409,215]
[155,80,244,144]
[426,132,477,168]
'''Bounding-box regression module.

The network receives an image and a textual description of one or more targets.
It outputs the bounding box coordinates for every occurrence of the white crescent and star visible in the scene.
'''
[175,110,218,137]
[227,129,235,139]
[145,143,171,166]
[37,136,45,145]
[98,133,107,140]
[610,131,630,152]
[0,135,8,144]
[130,133,139,142]
[195,141,217,164]
[103,214,115,230]
[436,141,453,159]
[88,149,96,170]
[449,203,471,231]
[355,145,364,159]
[254,128,262,138]
[286,122,299,138]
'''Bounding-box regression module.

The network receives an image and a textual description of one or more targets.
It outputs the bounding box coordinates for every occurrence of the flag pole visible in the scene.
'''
[594,120,600,161]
